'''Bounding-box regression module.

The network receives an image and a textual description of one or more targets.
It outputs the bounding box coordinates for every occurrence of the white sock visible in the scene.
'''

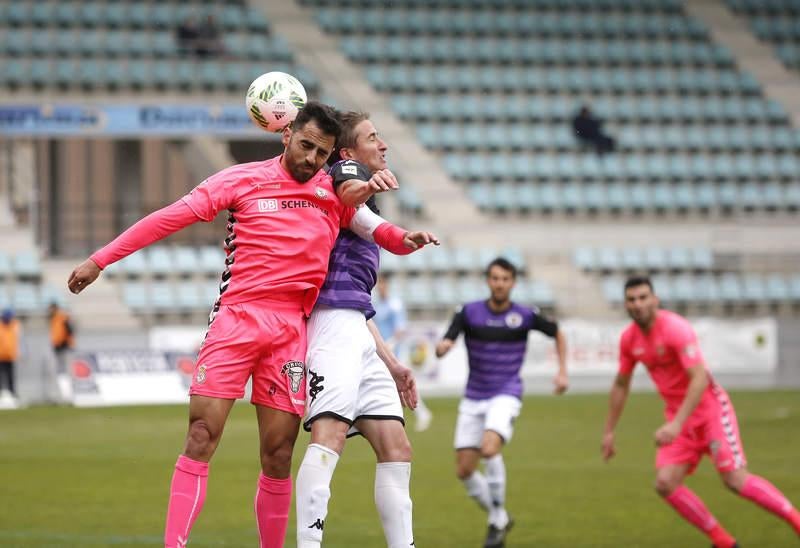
[296,443,339,548]
[485,454,509,528]
[375,462,414,548]
[462,470,492,512]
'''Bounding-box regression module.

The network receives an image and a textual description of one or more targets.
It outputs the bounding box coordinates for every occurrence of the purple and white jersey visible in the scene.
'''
[443,300,558,400]
[315,160,381,319]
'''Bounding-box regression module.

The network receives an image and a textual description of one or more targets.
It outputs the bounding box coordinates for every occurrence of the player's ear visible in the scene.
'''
[281,126,292,148]
[339,147,354,160]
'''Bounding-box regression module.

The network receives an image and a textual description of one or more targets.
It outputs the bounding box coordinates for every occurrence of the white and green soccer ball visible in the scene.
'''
[245,71,307,133]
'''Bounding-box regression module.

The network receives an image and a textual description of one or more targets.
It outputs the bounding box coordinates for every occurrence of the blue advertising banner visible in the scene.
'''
[0,104,274,137]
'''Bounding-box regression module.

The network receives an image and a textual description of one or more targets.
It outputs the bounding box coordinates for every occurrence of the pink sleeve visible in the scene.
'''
[373,222,413,256]
[668,318,705,370]
[181,170,236,222]
[618,331,636,375]
[90,200,201,269]
[339,204,357,229]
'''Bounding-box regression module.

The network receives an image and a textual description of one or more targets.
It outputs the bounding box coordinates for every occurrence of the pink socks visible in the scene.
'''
[164,455,209,548]
[664,486,737,547]
[255,473,292,548]
[739,474,797,529]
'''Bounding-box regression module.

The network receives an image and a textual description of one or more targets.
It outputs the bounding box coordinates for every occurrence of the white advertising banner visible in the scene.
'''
[396,317,778,396]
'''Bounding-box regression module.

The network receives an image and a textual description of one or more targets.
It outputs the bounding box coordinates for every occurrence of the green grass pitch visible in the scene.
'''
[0,391,798,547]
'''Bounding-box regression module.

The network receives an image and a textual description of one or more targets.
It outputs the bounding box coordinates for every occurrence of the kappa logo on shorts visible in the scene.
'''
[308,369,325,402]
[196,364,207,384]
[281,361,305,393]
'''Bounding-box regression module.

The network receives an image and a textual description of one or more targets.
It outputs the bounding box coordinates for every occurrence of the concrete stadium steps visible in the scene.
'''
[40,258,140,330]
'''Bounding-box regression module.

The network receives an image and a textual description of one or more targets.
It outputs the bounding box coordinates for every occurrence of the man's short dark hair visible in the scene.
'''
[332,110,370,162]
[624,275,654,293]
[293,101,342,140]
[486,257,517,278]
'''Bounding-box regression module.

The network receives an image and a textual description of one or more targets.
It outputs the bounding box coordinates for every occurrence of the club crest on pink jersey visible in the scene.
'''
[196,364,207,384]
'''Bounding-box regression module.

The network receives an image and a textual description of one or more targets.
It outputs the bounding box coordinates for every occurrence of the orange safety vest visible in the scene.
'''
[50,311,74,351]
[0,319,20,362]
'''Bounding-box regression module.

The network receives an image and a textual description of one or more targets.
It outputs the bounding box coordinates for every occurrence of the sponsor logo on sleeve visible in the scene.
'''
[341,165,358,176]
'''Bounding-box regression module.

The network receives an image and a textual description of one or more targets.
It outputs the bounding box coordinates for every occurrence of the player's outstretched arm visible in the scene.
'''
[366,319,418,409]
[67,199,203,294]
[336,169,399,207]
[347,206,439,254]
[602,372,632,462]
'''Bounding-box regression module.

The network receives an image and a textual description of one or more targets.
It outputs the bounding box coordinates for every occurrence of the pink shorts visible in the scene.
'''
[656,386,747,475]
[190,299,307,415]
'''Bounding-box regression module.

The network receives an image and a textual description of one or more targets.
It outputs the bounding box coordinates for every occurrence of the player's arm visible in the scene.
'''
[435,308,464,358]
[348,206,439,255]
[68,199,203,294]
[337,169,398,207]
[69,172,232,294]
[655,364,708,447]
[366,319,418,409]
[602,371,632,461]
[531,314,568,395]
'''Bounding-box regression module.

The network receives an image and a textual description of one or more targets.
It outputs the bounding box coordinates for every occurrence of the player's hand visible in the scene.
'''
[68,259,102,294]
[654,421,681,447]
[403,231,440,250]
[387,363,418,410]
[553,371,569,395]
[601,432,616,462]
[368,169,399,193]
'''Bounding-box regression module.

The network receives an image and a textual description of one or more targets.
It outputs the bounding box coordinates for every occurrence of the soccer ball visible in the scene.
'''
[245,71,307,133]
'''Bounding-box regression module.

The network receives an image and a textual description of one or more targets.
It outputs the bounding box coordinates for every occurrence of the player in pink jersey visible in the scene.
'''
[602,276,800,548]
[66,102,437,548]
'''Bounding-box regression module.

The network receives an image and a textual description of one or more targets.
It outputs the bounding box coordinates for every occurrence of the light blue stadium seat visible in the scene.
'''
[379,250,401,275]
[668,247,692,271]
[694,274,719,304]
[573,247,595,271]
[789,275,800,302]
[117,251,147,277]
[122,282,148,311]
[740,183,763,210]
[619,248,644,271]
[13,252,41,280]
[691,248,714,271]
[652,183,674,212]
[452,248,480,274]
[718,273,743,304]
[403,279,435,310]
[199,246,225,277]
[602,276,625,304]
[494,183,516,213]
[671,275,695,302]
[742,275,767,302]
[468,184,492,210]
[150,282,176,312]
[645,247,668,271]
[176,283,202,310]
[172,247,199,275]
[528,280,555,308]
[0,253,11,279]
[718,182,739,210]
[606,182,628,211]
[432,279,458,308]
[764,274,789,301]
[597,247,620,272]
[629,183,650,212]
[456,278,485,303]
[786,183,800,210]
[12,283,40,314]
[31,2,56,27]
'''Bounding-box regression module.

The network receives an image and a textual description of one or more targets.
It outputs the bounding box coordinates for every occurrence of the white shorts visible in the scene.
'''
[304,307,404,436]
[454,395,522,450]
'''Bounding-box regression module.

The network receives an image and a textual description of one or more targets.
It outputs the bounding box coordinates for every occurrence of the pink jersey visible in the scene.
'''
[92,156,355,315]
[618,310,718,425]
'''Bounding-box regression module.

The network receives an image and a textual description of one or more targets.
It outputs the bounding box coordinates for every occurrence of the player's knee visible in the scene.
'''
[382,436,413,463]
[185,419,218,458]
[654,476,679,497]
[260,443,294,476]
[721,470,747,493]
[456,463,474,481]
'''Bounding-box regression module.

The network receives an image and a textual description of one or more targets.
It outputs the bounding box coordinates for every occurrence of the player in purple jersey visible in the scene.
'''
[295,111,439,548]
[436,257,568,548]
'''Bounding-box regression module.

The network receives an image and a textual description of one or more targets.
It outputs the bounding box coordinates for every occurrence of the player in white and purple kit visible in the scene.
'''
[295,111,438,548]
[436,257,569,548]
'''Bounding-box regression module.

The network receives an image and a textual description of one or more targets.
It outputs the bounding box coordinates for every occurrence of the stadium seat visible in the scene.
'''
[12,283,40,314]
[13,251,41,280]
[0,253,11,279]
[122,282,148,312]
